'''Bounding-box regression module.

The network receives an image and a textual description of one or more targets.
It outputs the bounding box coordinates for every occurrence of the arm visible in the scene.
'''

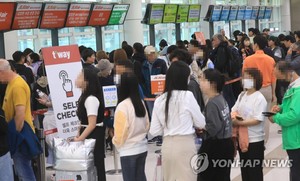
[204,103,222,138]
[12,88,28,132]
[74,96,99,141]
[14,106,25,132]
[112,110,129,148]
[149,101,163,137]
[188,92,205,129]
[233,94,267,127]
[273,94,300,127]
[233,119,261,126]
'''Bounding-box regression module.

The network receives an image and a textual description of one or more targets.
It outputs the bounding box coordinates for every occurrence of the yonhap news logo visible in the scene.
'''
[190,153,292,174]
[190,153,209,174]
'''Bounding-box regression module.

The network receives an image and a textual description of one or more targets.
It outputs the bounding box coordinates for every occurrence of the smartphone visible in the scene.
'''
[236,115,244,121]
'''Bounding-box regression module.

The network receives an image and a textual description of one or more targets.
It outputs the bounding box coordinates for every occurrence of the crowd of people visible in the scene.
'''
[0,27,300,181]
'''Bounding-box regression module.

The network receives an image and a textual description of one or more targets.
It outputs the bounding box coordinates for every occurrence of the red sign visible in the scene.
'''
[0,3,15,31]
[195,32,206,46]
[42,45,81,66]
[88,4,113,26]
[12,3,42,30]
[65,4,91,27]
[151,75,166,95]
[40,4,69,29]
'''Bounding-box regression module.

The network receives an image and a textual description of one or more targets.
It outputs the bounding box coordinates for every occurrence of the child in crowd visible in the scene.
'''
[198,69,235,181]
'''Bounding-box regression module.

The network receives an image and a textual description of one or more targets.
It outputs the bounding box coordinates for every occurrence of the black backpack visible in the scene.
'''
[225,47,242,78]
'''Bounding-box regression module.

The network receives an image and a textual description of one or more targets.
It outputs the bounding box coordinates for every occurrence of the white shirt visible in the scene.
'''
[232,91,267,143]
[149,91,206,137]
[84,96,99,116]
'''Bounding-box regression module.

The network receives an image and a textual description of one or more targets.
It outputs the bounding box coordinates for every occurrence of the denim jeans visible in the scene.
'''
[120,152,147,181]
[12,149,36,181]
[0,152,14,181]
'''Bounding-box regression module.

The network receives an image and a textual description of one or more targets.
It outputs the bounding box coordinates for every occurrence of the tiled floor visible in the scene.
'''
[47,123,289,181]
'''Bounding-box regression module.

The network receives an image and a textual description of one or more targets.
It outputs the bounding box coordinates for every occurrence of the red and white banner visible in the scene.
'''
[42,45,82,139]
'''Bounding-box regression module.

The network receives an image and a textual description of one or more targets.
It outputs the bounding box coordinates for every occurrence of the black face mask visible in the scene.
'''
[292,51,297,57]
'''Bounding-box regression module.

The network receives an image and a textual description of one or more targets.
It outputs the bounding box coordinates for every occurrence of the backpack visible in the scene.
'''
[226,46,242,78]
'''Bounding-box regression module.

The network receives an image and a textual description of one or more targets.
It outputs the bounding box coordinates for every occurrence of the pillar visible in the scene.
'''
[123,0,144,46]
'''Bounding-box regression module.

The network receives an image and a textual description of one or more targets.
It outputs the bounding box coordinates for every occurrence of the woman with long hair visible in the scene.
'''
[113,72,149,181]
[74,68,106,181]
[150,61,206,180]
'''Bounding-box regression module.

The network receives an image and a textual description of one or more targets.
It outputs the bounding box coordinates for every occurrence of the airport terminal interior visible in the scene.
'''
[1,0,300,181]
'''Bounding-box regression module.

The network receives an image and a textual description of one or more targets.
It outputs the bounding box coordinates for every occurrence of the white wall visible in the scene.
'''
[4,31,18,60]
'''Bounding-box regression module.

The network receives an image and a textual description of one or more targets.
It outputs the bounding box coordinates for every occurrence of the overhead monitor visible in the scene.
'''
[236,6,246,20]
[258,6,266,19]
[40,3,69,29]
[88,4,113,26]
[228,6,238,21]
[162,4,178,23]
[251,6,259,20]
[210,5,222,22]
[0,2,15,31]
[204,5,213,22]
[220,6,230,21]
[244,6,253,20]
[264,7,272,19]
[108,4,129,25]
[176,5,189,23]
[12,3,42,30]
[65,3,91,27]
[188,4,201,22]
[149,4,164,24]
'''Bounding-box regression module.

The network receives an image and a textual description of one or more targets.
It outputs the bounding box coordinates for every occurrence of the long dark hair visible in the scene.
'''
[77,68,104,122]
[118,73,146,117]
[164,61,190,125]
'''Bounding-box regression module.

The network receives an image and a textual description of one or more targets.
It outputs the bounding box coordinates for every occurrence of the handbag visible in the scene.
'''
[53,138,96,171]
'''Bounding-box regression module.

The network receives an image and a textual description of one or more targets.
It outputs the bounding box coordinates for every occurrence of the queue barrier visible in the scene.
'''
[32,109,48,181]
[144,77,242,102]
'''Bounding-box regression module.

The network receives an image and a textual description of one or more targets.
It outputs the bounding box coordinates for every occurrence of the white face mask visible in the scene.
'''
[114,74,121,85]
[243,79,254,89]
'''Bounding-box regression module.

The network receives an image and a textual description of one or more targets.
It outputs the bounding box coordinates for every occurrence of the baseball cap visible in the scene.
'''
[96,59,113,74]
[144,45,156,55]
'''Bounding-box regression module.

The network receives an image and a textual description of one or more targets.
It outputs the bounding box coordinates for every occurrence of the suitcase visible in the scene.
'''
[55,167,97,181]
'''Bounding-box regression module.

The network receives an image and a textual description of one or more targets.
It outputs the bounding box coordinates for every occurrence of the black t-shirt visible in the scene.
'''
[0,109,9,156]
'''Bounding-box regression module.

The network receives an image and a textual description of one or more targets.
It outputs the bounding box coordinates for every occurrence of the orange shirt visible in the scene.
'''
[243,50,276,87]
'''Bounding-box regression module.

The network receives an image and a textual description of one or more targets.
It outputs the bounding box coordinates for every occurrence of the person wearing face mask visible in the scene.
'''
[239,36,254,60]
[243,35,276,144]
[231,68,267,181]
[268,61,300,181]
